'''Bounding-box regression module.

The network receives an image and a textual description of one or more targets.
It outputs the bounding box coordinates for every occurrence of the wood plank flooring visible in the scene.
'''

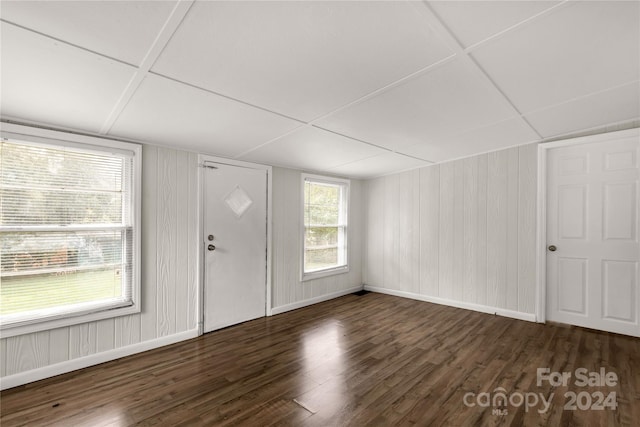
[1,292,639,426]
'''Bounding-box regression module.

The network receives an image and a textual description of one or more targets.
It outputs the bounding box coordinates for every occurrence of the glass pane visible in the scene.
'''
[308,182,339,206]
[1,142,124,192]
[305,247,338,272]
[305,226,338,247]
[1,270,123,316]
[1,188,123,225]
[0,141,128,226]
[1,230,126,315]
[309,205,339,225]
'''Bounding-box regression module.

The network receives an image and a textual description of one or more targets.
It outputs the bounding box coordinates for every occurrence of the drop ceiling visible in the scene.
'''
[1,1,638,178]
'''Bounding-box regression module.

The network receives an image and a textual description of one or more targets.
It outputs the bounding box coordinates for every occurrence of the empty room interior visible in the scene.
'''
[0,0,639,426]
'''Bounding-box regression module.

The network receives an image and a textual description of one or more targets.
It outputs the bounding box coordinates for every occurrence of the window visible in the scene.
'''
[301,174,349,281]
[0,128,141,336]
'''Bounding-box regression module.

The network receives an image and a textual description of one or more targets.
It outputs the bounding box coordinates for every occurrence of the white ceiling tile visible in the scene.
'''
[0,23,136,133]
[398,118,539,162]
[109,74,301,157]
[316,59,517,151]
[151,1,452,121]
[525,82,640,138]
[429,1,559,48]
[0,0,176,65]
[239,126,386,171]
[472,1,640,113]
[327,152,431,179]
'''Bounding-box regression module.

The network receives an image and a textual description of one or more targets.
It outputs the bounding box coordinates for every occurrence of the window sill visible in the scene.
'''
[0,302,140,338]
[301,265,350,282]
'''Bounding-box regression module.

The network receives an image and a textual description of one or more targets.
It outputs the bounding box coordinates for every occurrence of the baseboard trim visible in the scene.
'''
[271,286,364,315]
[364,285,537,323]
[0,329,199,391]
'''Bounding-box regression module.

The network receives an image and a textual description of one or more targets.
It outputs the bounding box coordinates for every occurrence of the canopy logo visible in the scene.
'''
[463,367,618,416]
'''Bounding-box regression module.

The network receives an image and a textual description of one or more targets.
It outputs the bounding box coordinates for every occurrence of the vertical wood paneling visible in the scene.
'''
[476,154,488,306]
[48,328,69,365]
[506,147,520,311]
[175,151,189,333]
[383,174,400,290]
[69,323,97,359]
[187,153,199,329]
[272,167,303,307]
[419,165,440,296]
[275,168,302,305]
[5,331,49,375]
[463,156,478,303]
[365,177,385,287]
[348,180,364,291]
[410,170,420,293]
[439,162,455,299]
[397,170,420,293]
[289,169,303,304]
[363,144,539,319]
[115,314,141,348]
[140,145,158,341]
[271,169,284,306]
[95,319,115,353]
[452,160,465,301]
[487,150,509,309]
[0,339,6,377]
[518,144,538,313]
[157,148,177,337]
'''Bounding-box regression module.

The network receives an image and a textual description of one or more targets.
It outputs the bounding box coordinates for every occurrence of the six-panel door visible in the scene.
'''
[546,135,639,337]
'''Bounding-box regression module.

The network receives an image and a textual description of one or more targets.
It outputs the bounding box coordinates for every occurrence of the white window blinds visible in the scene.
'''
[1,139,136,328]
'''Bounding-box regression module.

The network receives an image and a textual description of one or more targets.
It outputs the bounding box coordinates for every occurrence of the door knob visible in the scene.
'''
[548,245,557,252]
[208,244,216,251]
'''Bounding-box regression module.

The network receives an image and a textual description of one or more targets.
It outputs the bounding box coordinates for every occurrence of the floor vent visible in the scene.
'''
[353,290,370,296]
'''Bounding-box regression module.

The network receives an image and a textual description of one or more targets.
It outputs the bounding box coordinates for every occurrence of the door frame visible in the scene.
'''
[197,154,273,336]
[536,127,640,324]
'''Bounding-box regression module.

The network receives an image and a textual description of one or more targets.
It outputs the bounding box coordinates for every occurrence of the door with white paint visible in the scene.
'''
[203,162,267,332]
[546,134,639,337]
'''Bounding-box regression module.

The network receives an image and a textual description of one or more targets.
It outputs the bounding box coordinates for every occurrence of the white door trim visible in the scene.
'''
[536,127,640,324]
[197,154,273,336]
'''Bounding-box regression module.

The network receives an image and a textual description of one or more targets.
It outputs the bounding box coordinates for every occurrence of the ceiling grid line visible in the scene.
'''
[0,19,136,68]
[462,1,571,54]
[99,0,195,135]
[148,71,308,126]
[522,79,640,118]
[233,55,457,160]
[413,0,543,140]
[305,55,457,125]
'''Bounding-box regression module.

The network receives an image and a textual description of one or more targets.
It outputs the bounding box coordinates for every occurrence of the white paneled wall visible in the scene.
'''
[271,167,363,313]
[364,143,538,320]
[1,145,199,380]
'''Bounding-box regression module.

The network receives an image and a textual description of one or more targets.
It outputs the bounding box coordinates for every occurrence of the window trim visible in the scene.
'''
[300,173,350,282]
[0,123,142,338]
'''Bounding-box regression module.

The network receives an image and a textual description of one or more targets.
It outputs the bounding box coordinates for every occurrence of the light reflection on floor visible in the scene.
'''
[297,320,351,418]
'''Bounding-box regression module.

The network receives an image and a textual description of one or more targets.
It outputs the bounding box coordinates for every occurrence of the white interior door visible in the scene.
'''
[546,134,639,337]
[203,162,267,333]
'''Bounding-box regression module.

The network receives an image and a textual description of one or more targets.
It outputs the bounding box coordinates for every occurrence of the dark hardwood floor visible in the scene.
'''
[1,292,638,426]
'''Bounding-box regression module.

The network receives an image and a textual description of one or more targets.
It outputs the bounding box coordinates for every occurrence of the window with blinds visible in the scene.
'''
[301,174,349,281]
[0,133,140,334]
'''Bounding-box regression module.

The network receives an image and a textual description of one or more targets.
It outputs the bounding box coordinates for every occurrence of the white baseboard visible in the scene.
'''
[271,286,364,315]
[364,285,537,323]
[0,329,199,391]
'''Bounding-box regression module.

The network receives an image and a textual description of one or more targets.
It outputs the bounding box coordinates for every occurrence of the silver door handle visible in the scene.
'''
[208,244,216,251]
